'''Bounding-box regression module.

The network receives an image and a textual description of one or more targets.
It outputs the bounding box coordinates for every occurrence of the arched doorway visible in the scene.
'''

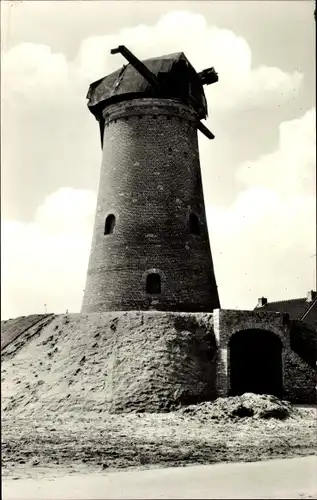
[229,329,283,397]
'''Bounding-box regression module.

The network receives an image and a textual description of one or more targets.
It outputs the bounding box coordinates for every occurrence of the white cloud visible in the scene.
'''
[207,107,316,309]
[2,43,71,105]
[73,10,303,112]
[35,188,96,233]
[1,188,96,318]
[2,10,303,110]
[236,108,315,196]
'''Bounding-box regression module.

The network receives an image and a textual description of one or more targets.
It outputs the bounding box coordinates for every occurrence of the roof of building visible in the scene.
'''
[300,298,317,324]
[256,297,317,326]
[87,52,208,120]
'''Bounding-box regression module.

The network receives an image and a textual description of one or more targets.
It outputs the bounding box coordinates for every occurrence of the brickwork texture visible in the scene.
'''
[213,309,316,404]
[81,98,220,313]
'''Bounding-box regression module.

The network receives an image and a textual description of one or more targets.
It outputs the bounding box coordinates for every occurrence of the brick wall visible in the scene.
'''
[81,98,220,313]
[213,309,316,403]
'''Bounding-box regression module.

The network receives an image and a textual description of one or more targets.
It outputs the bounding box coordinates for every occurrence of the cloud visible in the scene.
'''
[208,188,315,309]
[236,108,315,196]
[2,43,71,105]
[207,107,316,309]
[1,188,96,318]
[75,10,303,112]
[2,10,303,110]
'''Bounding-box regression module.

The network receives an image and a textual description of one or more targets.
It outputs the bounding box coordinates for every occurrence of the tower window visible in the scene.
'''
[189,213,200,235]
[146,273,161,294]
[104,214,116,235]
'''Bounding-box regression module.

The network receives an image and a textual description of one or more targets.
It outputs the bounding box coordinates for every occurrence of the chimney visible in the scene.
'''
[257,297,268,307]
[307,290,317,302]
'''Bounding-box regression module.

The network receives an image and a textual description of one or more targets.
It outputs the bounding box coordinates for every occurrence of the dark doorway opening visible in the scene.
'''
[189,213,200,235]
[104,214,115,235]
[146,273,161,294]
[229,329,283,397]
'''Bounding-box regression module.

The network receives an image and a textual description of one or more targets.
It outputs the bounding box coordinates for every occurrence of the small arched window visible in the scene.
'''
[146,273,161,294]
[104,214,116,235]
[189,213,200,235]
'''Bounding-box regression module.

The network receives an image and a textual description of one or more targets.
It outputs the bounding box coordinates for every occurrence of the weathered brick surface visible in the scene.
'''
[82,98,220,313]
[213,309,316,404]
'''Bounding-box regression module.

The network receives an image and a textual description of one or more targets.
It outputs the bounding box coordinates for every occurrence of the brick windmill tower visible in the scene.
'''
[81,46,220,313]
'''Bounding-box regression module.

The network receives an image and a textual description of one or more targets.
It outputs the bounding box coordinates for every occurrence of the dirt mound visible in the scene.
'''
[181,393,300,420]
[1,314,54,351]
[1,311,216,417]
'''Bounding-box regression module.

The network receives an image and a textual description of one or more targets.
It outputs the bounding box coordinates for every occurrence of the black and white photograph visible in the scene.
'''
[1,1,316,498]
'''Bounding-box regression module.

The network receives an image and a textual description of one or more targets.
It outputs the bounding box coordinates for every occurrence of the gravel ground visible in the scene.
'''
[2,396,316,480]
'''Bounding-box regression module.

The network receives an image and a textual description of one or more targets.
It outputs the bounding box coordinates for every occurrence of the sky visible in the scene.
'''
[1,0,316,319]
